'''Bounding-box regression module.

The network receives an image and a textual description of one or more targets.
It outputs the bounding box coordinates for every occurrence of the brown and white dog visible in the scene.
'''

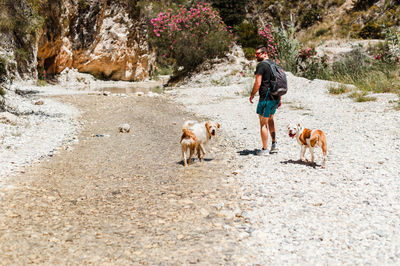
[287,123,327,168]
[180,120,220,167]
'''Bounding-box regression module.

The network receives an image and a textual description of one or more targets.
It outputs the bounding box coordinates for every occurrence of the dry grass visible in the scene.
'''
[348,91,377,102]
[328,84,351,94]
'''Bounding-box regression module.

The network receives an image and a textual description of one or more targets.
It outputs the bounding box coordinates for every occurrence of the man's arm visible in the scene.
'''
[249,74,262,103]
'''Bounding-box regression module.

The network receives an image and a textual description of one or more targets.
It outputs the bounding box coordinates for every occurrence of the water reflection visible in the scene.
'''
[100,87,150,94]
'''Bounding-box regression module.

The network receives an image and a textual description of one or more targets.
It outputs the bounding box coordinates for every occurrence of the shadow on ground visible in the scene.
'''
[176,158,213,166]
[237,149,259,156]
[280,159,319,168]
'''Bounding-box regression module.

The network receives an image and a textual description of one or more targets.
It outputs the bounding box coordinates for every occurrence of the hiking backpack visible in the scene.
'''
[263,60,288,97]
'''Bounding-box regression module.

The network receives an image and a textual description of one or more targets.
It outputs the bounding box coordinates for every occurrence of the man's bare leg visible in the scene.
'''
[259,114,269,150]
[268,114,279,154]
[268,115,276,143]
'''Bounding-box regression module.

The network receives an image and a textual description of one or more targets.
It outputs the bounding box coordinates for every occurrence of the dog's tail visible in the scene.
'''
[180,128,197,143]
[182,120,197,129]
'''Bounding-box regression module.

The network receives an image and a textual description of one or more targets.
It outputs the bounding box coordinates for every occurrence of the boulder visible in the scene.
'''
[118,123,131,133]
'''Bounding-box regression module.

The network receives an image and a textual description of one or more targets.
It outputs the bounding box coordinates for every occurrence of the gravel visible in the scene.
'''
[0,87,80,182]
[167,57,400,264]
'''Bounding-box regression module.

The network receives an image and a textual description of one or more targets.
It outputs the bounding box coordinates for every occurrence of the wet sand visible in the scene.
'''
[0,94,252,264]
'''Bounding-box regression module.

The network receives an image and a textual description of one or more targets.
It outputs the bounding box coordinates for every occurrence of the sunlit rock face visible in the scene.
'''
[0,0,38,80]
[37,0,154,81]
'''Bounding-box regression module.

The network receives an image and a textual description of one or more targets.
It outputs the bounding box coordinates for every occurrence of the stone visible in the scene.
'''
[0,112,19,125]
[215,202,224,210]
[118,124,131,133]
[199,208,210,217]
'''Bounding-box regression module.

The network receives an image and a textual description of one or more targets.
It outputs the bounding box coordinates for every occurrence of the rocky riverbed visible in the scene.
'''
[0,55,400,263]
[0,92,260,264]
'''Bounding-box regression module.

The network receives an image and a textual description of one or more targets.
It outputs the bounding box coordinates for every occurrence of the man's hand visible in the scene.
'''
[250,74,262,104]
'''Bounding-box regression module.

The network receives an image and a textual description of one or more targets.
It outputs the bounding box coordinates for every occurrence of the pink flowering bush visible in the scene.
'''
[258,25,278,60]
[373,46,400,65]
[370,29,400,65]
[150,2,233,73]
[298,47,316,60]
[297,47,330,80]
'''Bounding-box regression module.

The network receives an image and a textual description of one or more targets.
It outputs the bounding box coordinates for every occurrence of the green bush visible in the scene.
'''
[15,48,29,62]
[152,64,174,80]
[124,0,141,18]
[0,85,5,112]
[78,0,88,10]
[0,57,6,107]
[242,47,256,60]
[359,22,384,39]
[234,21,264,49]
[0,17,15,32]
[300,8,323,28]
[384,27,400,63]
[331,48,400,94]
[352,0,377,11]
[328,0,346,7]
[0,86,5,97]
[36,79,47,86]
[371,43,400,65]
[272,26,300,73]
[0,56,7,84]
[331,49,371,79]
[211,0,248,27]
[298,55,331,80]
[315,27,330,37]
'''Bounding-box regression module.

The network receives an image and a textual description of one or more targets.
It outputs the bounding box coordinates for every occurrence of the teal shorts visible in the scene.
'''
[256,98,280,118]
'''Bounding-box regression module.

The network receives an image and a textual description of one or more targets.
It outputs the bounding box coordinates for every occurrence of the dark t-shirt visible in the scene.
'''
[254,60,278,100]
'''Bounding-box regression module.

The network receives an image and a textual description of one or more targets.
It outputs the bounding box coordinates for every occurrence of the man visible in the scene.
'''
[249,45,280,155]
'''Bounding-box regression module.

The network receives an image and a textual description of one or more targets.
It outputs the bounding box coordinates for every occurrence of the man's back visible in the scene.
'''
[254,60,278,100]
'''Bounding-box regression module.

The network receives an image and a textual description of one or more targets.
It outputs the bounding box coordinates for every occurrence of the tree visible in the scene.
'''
[210,0,248,27]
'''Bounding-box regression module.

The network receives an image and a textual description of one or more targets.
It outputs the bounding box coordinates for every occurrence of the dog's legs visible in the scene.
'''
[300,145,307,162]
[198,144,206,161]
[321,142,327,169]
[309,147,315,166]
[182,148,188,167]
[197,146,202,161]
[188,147,194,165]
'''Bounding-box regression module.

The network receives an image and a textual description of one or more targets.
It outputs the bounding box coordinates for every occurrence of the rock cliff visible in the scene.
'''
[0,0,39,81]
[1,0,155,82]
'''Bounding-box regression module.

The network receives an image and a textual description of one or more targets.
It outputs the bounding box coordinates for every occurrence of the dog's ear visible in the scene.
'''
[297,123,301,128]
[205,121,211,131]
[216,123,220,128]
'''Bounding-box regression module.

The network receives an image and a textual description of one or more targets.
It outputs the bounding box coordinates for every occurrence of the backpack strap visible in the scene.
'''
[263,59,278,80]
[265,87,271,100]
[262,59,276,99]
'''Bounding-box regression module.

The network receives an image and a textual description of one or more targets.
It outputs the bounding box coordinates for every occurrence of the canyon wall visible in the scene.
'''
[0,0,155,82]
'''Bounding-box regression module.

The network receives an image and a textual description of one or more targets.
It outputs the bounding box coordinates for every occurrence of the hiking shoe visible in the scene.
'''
[269,142,279,154]
[256,148,269,156]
